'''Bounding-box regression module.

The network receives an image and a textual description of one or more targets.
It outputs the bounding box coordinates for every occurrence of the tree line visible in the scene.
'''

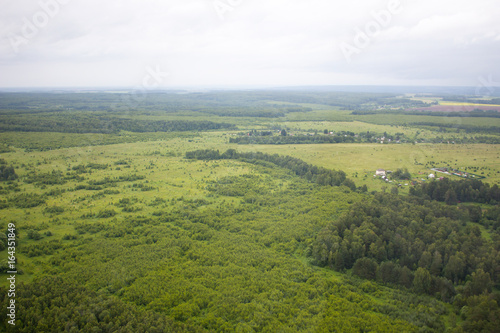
[229,134,359,145]
[441,96,500,105]
[410,177,500,205]
[352,109,500,118]
[0,115,235,134]
[185,149,354,190]
[411,122,500,134]
[229,130,407,145]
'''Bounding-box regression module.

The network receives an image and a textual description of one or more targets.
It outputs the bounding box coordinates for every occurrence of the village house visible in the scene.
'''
[376,169,386,176]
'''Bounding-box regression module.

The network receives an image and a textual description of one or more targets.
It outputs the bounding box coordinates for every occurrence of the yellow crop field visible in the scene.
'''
[440,101,500,107]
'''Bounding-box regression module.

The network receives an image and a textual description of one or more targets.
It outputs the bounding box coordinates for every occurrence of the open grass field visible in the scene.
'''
[281,120,419,136]
[229,142,500,191]
[356,113,500,127]
[283,108,500,131]
[2,129,498,196]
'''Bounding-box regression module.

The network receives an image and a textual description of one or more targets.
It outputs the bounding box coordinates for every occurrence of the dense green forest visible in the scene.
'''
[312,190,500,331]
[0,116,235,134]
[312,192,500,297]
[0,90,499,331]
[411,177,500,205]
[0,91,426,112]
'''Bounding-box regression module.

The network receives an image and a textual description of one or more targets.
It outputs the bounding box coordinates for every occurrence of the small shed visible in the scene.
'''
[376,169,386,176]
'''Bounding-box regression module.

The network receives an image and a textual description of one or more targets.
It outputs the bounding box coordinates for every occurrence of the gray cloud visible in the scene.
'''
[0,0,499,88]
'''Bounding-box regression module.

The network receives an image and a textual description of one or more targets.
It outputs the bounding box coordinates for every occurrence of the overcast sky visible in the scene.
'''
[1,0,499,88]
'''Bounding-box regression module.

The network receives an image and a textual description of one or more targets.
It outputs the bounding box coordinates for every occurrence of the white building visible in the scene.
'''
[376,169,386,176]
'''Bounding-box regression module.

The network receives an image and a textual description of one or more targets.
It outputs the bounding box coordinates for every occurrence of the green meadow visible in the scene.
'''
[0,91,499,332]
